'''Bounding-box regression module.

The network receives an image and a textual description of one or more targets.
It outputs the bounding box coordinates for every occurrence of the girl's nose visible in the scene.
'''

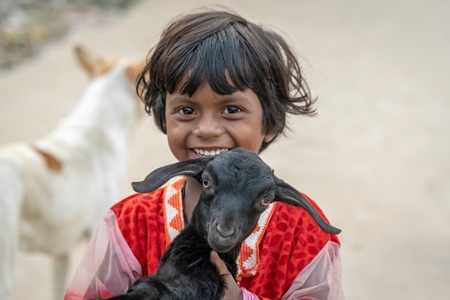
[193,114,224,139]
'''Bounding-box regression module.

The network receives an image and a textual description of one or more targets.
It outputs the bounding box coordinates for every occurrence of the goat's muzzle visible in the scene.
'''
[216,223,235,238]
[207,222,240,253]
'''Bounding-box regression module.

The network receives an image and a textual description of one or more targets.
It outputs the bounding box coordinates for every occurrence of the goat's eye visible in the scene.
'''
[260,198,272,206]
[202,180,211,189]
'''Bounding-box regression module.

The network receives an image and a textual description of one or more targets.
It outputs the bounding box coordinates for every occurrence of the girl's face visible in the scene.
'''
[165,80,276,161]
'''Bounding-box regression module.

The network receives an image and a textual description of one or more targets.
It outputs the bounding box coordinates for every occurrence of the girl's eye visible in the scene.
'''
[178,107,195,115]
[202,180,211,189]
[260,197,272,206]
[223,106,242,114]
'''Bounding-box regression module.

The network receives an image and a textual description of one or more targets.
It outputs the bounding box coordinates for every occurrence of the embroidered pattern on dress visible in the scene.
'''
[237,203,275,277]
[162,175,276,276]
[162,176,185,247]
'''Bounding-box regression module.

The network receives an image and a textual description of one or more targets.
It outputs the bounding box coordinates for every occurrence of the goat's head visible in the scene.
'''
[132,148,341,253]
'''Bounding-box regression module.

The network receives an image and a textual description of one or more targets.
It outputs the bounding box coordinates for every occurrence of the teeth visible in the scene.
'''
[194,148,228,156]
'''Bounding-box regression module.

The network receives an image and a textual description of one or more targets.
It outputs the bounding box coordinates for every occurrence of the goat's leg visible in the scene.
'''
[0,210,20,300]
[0,159,24,300]
[53,252,69,300]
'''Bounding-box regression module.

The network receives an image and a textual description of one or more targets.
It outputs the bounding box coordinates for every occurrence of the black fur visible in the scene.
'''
[101,148,340,300]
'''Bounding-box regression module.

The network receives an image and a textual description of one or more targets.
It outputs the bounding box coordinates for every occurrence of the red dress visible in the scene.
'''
[65,176,344,300]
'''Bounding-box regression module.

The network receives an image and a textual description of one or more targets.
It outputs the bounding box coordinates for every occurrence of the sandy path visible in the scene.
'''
[1,0,449,299]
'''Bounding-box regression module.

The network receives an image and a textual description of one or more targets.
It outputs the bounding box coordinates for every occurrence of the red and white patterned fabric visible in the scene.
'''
[65,176,343,300]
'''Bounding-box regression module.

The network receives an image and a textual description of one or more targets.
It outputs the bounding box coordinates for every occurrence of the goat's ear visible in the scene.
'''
[132,156,214,193]
[274,177,341,235]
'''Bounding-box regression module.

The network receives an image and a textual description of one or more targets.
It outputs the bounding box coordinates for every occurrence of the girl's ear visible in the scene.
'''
[274,177,341,235]
[132,156,215,193]
[263,130,277,143]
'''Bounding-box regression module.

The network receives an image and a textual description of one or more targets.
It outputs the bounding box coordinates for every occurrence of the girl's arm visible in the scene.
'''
[282,241,344,300]
[64,210,142,300]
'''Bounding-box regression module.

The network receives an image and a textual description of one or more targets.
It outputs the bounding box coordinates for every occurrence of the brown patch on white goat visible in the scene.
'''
[31,146,63,173]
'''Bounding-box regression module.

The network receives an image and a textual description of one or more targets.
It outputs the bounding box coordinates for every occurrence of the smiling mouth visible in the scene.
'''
[193,148,229,157]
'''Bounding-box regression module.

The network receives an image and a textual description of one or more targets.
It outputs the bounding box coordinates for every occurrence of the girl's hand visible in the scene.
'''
[210,251,243,300]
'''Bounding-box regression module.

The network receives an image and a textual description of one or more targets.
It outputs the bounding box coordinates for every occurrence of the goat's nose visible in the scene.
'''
[216,223,235,238]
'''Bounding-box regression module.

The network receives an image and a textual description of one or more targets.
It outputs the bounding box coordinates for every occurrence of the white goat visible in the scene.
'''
[0,45,144,300]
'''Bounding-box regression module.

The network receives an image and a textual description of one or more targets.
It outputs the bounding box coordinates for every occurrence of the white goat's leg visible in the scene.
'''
[0,159,24,300]
[0,212,19,300]
[53,252,69,300]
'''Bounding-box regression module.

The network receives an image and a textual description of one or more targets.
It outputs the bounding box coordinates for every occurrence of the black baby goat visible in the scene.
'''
[103,147,341,300]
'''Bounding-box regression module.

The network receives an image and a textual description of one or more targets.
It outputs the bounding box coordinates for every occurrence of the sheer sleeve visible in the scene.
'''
[64,210,142,300]
[282,241,344,300]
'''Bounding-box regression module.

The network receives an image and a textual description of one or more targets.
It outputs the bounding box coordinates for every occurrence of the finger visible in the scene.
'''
[211,251,243,300]
[210,251,230,275]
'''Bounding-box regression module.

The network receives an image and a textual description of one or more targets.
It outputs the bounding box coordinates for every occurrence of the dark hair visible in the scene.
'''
[137,8,316,152]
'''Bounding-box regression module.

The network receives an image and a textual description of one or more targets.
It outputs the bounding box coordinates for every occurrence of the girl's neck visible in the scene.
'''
[183,176,202,223]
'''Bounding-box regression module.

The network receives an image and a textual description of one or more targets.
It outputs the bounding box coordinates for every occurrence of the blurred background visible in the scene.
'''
[0,0,449,299]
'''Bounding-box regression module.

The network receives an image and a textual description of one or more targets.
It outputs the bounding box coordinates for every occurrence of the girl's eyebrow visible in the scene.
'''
[221,93,254,104]
[168,90,254,105]
[167,94,191,104]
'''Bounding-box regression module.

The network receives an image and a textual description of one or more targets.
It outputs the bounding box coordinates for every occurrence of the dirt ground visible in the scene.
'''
[0,0,449,299]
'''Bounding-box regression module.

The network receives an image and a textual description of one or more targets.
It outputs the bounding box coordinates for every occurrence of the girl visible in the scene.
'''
[65,8,344,300]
